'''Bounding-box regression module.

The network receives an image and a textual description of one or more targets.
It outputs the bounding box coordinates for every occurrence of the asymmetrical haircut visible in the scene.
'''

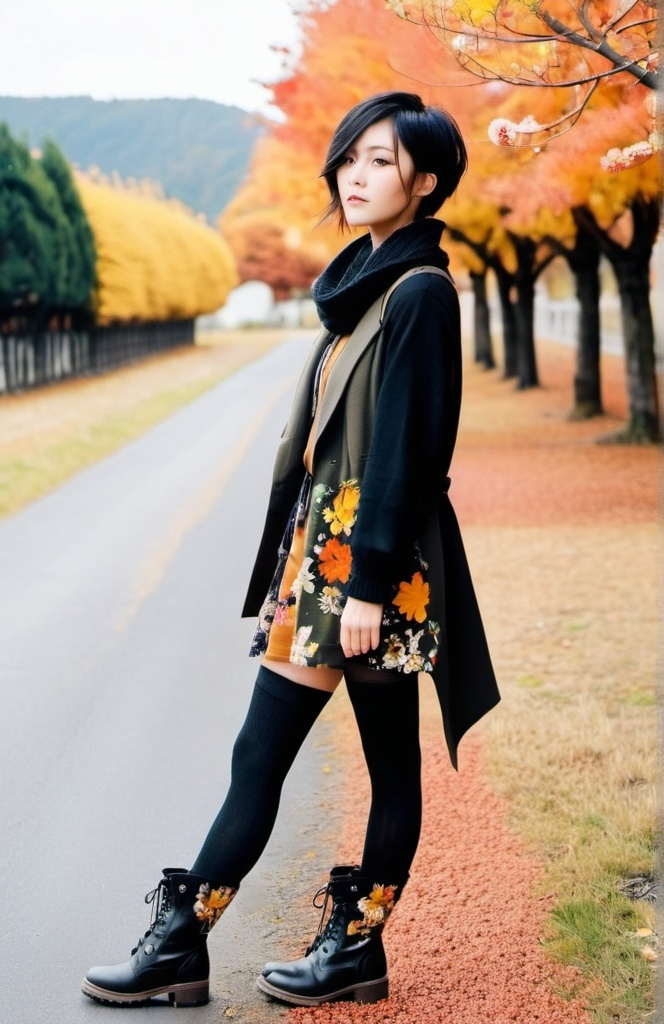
[321,92,468,230]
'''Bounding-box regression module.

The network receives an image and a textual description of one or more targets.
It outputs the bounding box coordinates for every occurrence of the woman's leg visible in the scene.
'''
[344,669,422,888]
[256,670,421,1007]
[191,661,342,884]
[83,661,341,1008]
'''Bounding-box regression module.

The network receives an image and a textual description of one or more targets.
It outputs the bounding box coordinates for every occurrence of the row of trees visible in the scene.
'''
[222,0,660,440]
[0,125,237,332]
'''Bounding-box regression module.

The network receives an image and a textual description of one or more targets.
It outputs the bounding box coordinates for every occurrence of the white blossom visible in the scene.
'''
[488,115,543,147]
[600,140,655,172]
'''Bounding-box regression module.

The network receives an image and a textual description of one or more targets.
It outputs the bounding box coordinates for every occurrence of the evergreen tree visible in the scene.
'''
[40,139,96,311]
[0,124,97,324]
[1,125,57,317]
[0,123,46,316]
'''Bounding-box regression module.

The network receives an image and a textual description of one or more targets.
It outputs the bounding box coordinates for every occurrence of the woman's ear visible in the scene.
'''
[413,172,437,198]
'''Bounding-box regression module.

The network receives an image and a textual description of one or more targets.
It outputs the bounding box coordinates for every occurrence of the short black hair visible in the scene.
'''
[321,92,468,229]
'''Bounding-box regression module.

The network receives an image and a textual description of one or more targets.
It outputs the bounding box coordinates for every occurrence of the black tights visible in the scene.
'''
[191,663,422,891]
[345,669,421,889]
[192,665,331,886]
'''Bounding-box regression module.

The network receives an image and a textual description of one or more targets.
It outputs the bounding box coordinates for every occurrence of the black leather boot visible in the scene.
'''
[257,865,398,1007]
[82,868,237,1007]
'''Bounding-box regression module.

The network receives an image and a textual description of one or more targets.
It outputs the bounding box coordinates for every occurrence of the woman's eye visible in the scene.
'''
[373,158,388,166]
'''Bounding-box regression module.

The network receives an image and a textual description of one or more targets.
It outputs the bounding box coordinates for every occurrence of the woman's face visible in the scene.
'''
[335,118,431,247]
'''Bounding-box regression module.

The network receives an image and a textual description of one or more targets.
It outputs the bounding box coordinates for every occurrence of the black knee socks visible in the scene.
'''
[345,672,422,890]
[191,665,331,886]
[191,665,420,894]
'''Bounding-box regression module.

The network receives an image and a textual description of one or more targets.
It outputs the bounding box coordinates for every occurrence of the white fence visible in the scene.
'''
[459,290,624,356]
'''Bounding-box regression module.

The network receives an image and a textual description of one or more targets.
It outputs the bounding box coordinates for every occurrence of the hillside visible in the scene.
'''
[0,96,265,221]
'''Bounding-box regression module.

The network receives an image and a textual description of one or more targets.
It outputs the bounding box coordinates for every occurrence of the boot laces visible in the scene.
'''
[130,878,171,955]
[306,882,344,955]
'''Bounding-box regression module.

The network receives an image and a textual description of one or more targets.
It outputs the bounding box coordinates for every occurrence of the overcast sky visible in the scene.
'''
[0,0,302,116]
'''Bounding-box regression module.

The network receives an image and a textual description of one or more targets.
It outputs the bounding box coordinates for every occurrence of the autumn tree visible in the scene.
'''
[494,82,660,436]
[220,132,333,299]
[384,0,660,431]
[387,0,658,148]
[225,0,658,433]
[222,0,474,295]
[77,175,237,323]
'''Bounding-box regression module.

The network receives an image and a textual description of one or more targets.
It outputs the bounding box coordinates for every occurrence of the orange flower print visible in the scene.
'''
[322,480,360,537]
[392,572,430,623]
[347,884,398,937]
[318,537,353,584]
[193,883,236,931]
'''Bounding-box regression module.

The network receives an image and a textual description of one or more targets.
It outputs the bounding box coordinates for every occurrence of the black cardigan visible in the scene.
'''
[345,270,461,604]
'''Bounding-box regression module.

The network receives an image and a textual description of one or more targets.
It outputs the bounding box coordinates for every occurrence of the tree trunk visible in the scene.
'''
[494,264,518,378]
[575,200,659,442]
[567,212,602,418]
[470,269,495,368]
[512,235,539,389]
[610,257,659,440]
[515,274,538,388]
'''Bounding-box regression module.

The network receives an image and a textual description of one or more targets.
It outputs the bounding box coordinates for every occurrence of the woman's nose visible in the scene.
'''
[348,162,365,186]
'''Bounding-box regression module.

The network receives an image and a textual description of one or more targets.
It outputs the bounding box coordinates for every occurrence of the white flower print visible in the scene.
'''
[406,628,425,652]
[291,556,316,597]
[382,635,407,670]
[318,586,343,616]
[403,652,425,673]
[290,626,319,666]
[402,629,426,673]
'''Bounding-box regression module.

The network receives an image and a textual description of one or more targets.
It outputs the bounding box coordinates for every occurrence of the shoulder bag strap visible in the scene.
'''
[379,265,454,324]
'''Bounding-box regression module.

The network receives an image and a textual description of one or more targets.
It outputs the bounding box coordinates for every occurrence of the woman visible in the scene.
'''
[82,91,499,1010]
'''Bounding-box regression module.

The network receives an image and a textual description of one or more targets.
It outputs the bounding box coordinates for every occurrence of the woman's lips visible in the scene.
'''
[347,195,367,204]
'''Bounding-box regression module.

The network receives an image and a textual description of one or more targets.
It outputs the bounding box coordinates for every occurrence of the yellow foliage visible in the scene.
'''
[76,177,238,323]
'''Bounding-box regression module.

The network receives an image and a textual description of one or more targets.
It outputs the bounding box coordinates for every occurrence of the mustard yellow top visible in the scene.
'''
[303,336,350,474]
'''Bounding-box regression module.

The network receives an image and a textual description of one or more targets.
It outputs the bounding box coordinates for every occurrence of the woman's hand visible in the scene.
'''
[340,596,383,658]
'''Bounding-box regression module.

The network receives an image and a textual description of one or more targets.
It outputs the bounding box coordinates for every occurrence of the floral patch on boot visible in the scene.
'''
[193,883,236,931]
[347,884,397,937]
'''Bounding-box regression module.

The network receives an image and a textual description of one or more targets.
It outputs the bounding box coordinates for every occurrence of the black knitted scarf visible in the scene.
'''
[312,218,450,336]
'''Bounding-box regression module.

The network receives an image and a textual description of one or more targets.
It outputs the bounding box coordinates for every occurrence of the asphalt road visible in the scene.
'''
[0,336,342,1024]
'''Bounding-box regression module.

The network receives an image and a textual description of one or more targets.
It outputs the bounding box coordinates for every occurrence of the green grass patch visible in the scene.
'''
[545,892,655,1021]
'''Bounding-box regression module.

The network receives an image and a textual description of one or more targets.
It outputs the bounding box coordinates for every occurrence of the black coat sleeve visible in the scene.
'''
[346,272,462,604]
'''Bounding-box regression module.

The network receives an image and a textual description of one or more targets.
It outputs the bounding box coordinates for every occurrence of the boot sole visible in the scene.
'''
[81,977,209,1007]
[256,972,388,1007]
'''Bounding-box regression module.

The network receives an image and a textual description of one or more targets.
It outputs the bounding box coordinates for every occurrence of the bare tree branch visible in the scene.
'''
[538,10,658,87]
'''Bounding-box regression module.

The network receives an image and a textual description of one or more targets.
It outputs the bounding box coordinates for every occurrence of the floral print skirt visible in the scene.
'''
[249,475,441,675]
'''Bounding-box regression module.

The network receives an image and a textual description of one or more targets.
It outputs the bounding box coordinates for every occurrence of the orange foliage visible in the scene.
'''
[485,85,659,244]
[222,0,659,293]
[387,0,658,145]
[222,0,479,292]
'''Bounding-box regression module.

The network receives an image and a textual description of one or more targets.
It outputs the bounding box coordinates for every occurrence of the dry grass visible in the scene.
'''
[461,517,658,1017]
[0,328,307,518]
